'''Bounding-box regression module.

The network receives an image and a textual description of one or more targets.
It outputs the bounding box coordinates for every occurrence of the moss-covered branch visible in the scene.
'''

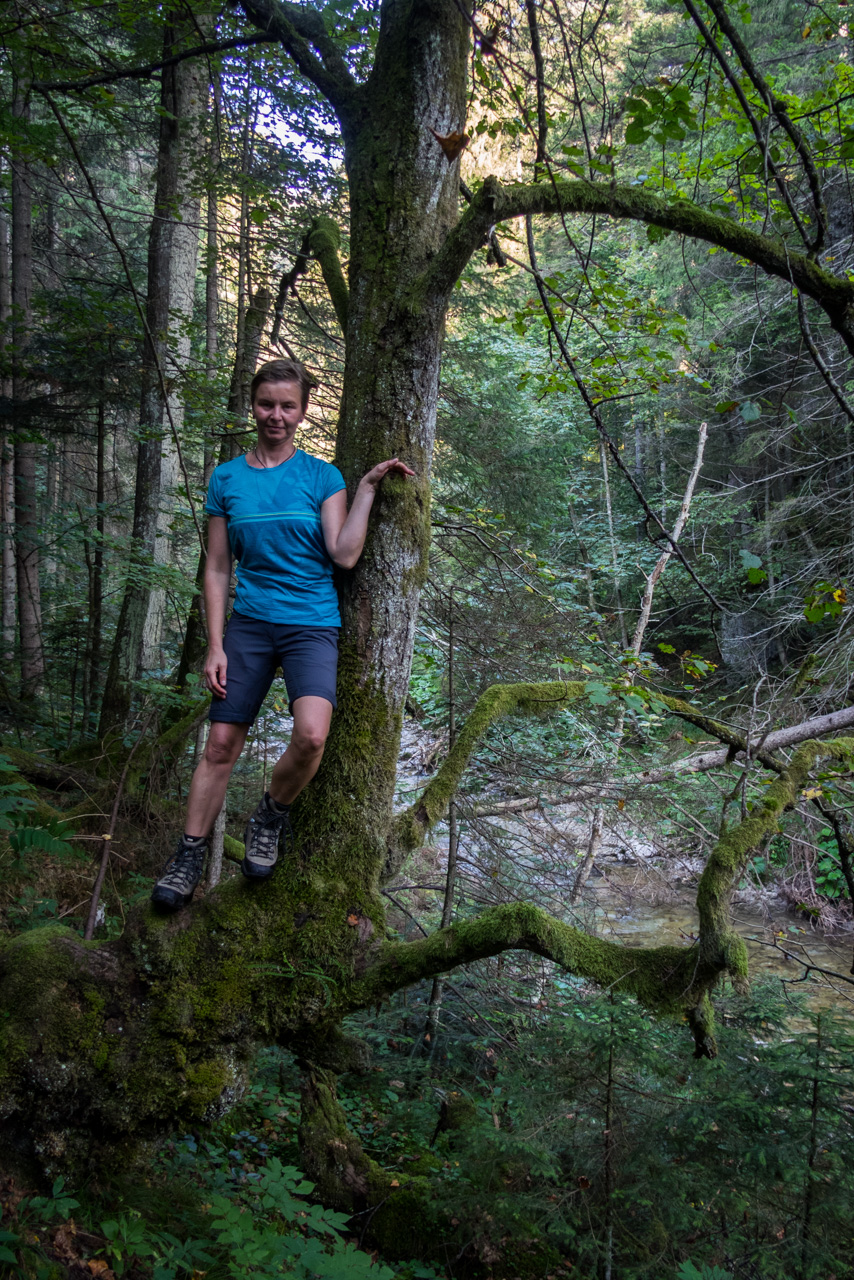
[423,176,854,350]
[351,900,714,1017]
[307,217,349,332]
[385,676,798,880]
[374,736,854,1061]
[696,737,854,968]
[386,680,585,878]
[642,690,785,772]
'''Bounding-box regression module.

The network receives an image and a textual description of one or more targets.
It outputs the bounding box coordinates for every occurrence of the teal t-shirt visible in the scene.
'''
[205,450,347,626]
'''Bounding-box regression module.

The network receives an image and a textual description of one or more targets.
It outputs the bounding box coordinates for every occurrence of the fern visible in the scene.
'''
[0,751,35,833]
[8,814,77,858]
[677,1262,733,1280]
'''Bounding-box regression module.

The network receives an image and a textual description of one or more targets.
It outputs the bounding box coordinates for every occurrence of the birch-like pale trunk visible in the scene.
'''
[629,421,708,657]
[140,54,205,669]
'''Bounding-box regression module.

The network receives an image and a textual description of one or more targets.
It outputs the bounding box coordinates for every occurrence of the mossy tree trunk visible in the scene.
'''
[277,0,471,891]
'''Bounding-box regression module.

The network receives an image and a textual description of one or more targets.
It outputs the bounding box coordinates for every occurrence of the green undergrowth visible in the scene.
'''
[335,975,854,1279]
[2,965,854,1280]
[0,1058,442,1280]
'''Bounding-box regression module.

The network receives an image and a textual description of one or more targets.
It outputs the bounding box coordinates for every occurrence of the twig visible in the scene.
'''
[83,711,156,940]
[524,215,723,611]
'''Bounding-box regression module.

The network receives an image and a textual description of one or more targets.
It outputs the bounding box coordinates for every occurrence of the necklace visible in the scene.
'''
[252,444,295,469]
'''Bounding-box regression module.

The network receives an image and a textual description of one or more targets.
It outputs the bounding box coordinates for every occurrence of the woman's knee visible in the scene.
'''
[204,723,246,767]
[292,725,328,758]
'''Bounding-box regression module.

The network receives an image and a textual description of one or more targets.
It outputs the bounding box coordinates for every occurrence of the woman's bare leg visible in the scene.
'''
[268,696,333,806]
[184,721,249,837]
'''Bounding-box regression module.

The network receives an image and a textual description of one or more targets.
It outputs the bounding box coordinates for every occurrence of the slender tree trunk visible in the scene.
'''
[11,83,45,697]
[570,805,604,904]
[204,78,221,483]
[800,1016,821,1277]
[140,41,205,670]
[99,29,205,734]
[633,417,644,490]
[603,1011,615,1280]
[174,284,270,692]
[600,440,627,647]
[207,799,226,890]
[423,596,457,1050]
[0,202,15,664]
[568,495,597,613]
[629,422,707,657]
[84,397,106,724]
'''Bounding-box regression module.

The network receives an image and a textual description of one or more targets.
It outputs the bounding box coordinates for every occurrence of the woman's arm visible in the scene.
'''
[321,458,415,569]
[203,516,233,698]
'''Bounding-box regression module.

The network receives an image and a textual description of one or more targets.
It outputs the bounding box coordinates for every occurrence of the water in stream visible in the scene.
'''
[589,871,854,1015]
[394,720,854,1018]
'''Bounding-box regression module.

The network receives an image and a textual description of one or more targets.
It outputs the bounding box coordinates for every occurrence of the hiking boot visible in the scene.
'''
[243,792,291,880]
[151,836,208,911]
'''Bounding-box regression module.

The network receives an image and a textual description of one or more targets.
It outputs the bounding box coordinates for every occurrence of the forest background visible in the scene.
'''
[4,0,854,1277]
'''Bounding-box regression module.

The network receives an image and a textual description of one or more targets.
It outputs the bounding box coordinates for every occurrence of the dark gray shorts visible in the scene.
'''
[208,612,339,725]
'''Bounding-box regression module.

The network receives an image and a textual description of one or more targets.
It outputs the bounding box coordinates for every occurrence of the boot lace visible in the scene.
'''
[159,841,205,889]
[248,806,291,860]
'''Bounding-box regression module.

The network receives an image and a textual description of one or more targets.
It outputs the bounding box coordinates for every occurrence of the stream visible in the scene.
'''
[393,721,854,1020]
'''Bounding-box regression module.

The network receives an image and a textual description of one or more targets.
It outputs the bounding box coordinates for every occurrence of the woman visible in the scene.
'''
[152,358,414,910]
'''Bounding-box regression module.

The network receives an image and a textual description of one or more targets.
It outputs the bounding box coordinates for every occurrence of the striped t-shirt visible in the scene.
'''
[205,450,347,625]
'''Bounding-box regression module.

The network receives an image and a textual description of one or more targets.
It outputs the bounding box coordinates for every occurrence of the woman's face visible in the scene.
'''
[252,379,305,448]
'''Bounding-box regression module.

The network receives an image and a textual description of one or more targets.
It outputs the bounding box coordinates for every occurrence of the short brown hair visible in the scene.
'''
[250,358,315,413]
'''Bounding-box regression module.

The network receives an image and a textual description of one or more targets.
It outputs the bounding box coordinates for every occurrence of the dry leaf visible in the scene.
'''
[87,1261,115,1279]
[51,1221,80,1263]
[428,126,471,162]
[802,786,823,799]
[389,1179,400,1188]
[617,798,625,811]
[346,913,359,926]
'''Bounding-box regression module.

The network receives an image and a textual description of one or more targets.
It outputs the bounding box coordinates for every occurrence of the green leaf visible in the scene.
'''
[625,120,651,144]
[586,681,615,706]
